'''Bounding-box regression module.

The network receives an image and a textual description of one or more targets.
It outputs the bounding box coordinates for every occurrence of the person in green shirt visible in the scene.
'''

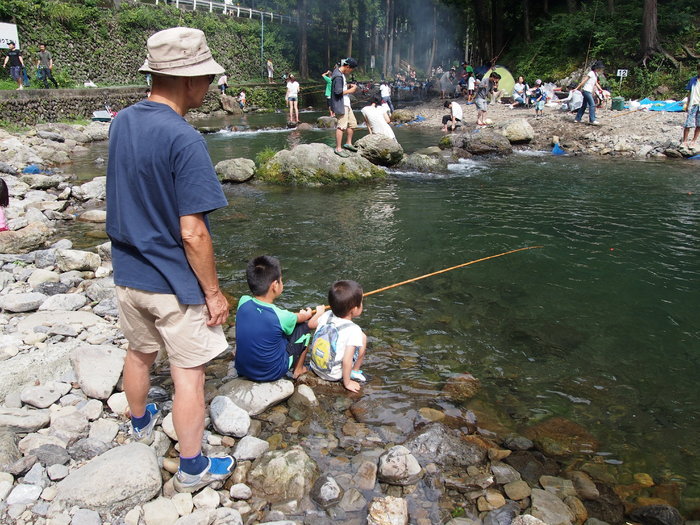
[322,69,334,117]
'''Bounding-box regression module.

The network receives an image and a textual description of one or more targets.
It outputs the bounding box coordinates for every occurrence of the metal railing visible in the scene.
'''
[150,0,298,24]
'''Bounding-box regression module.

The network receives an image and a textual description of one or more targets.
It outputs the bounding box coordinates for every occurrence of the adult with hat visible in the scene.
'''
[331,57,359,157]
[574,60,605,125]
[106,27,234,493]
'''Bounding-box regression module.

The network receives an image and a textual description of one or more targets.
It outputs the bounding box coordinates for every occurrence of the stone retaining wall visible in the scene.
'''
[0,87,222,126]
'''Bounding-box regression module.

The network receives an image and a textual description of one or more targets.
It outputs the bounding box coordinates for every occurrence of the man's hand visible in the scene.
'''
[204,289,229,327]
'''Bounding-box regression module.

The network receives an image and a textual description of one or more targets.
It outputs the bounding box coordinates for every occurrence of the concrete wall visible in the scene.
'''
[0,87,222,126]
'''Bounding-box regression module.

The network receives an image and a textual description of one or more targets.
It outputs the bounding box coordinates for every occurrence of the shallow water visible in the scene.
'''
[68,112,700,507]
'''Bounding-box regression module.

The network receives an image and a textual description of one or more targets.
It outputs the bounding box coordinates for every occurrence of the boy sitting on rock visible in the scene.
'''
[309,280,367,393]
[235,255,325,381]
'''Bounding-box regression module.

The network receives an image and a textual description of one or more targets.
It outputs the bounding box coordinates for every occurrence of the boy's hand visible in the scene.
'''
[297,307,312,322]
[343,379,361,393]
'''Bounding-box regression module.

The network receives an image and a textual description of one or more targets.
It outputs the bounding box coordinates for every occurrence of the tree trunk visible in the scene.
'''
[387,0,395,75]
[607,0,614,15]
[472,0,491,63]
[523,0,531,43]
[543,0,549,14]
[347,18,353,57]
[358,0,367,67]
[492,0,504,61]
[382,0,390,77]
[566,0,576,13]
[640,0,659,62]
[297,0,308,78]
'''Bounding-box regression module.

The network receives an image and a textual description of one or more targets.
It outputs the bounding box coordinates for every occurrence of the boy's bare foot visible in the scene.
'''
[291,365,308,379]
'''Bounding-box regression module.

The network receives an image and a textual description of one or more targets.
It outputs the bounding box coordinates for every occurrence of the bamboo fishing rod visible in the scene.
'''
[314,245,543,311]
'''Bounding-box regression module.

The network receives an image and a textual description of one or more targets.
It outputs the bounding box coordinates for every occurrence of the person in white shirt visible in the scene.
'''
[361,95,396,141]
[682,63,700,147]
[286,74,300,123]
[511,75,529,108]
[379,82,394,113]
[217,73,227,95]
[442,100,463,132]
[574,60,604,125]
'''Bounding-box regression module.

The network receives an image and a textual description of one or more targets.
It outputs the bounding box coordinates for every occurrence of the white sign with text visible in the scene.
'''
[0,23,20,49]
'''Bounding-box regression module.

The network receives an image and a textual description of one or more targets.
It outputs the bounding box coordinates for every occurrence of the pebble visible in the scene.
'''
[143,497,180,525]
[162,413,178,441]
[88,418,119,443]
[124,507,142,525]
[106,391,129,415]
[172,491,194,516]
[70,508,101,525]
[193,487,220,509]
[47,464,69,481]
[233,435,269,462]
[7,483,43,505]
[229,483,252,500]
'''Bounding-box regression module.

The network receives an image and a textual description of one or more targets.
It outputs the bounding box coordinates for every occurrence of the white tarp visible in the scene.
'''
[0,23,20,49]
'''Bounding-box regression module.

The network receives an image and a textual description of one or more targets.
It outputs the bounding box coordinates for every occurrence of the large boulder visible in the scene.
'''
[397,153,449,173]
[217,378,294,416]
[0,292,47,313]
[402,422,487,468]
[247,446,317,504]
[391,109,415,123]
[72,177,106,201]
[0,222,53,254]
[220,95,243,114]
[215,158,255,183]
[258,143,386,185]
[316,116,337,128]
[453,130,513,155]
[55,249,101,272]
[377,445,423,486]
[355,134,404,167]
[53,443,161,513]
[496,118,535,144]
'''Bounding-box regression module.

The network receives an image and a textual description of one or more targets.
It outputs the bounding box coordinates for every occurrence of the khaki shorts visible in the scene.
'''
[116,286,228,369]
[336,107,357,130]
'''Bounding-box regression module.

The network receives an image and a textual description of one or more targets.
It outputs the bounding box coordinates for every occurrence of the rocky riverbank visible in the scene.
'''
[0,118,695,525]
[407,99,700,159]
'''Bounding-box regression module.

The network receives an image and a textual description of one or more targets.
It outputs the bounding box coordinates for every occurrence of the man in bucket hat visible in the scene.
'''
[106,27,235,493]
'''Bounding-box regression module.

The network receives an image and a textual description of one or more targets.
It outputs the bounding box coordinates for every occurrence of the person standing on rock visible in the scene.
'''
[475,71,501,126]
[106,27,235,493]
[331,57,359,157]
[266,58,274,83]
[681,63,700,148]
[36,43,59,89]
[2,41,25,90]
[286,74,300,124]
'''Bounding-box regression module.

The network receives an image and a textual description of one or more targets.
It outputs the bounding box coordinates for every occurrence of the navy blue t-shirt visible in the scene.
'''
[235,295,297,381]
[106,100,228,304]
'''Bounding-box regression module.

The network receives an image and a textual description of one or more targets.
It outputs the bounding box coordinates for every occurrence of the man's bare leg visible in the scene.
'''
[123,348,158,418]
[170,364,206,457]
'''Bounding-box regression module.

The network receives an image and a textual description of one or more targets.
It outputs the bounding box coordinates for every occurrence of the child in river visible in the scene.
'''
[309,280,367,393]
[235,255,325,381]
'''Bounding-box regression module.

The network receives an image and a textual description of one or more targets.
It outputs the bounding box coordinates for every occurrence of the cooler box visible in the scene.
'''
[611,96,625,111]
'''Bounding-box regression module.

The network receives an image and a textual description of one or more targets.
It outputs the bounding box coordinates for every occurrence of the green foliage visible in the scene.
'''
[255,147,278,168]
[0,119,29,133]
[246,86,286,109]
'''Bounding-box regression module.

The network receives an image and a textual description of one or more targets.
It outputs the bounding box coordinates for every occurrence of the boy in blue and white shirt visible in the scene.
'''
[682,63,700,148]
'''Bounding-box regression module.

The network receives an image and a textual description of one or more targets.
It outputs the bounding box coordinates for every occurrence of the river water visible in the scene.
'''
[70,111,700,508]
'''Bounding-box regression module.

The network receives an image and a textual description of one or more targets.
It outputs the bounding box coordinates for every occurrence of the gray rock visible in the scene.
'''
[503,434,534,451]
[311,474,343,509]
[34,248,57,268]
[34,444,70,466]
[259,143,386,185]
[20,381,72,408]
[23,462,50,488]
[564,470,600,500]
[233,435,269,462]
[210,396,250,437]
[491,461,521,484]
[6,483,42,505]
[629,504,683,525]
[454,130,513,155]
[37,131,66,142]
[377,445,423,486]
[48,324,79,337]
[511,516,548,525]
[0,407,50,433]
[47,463,69,481]
[85,277,115,302]
[35,281,70,296]
[143,497,180,524]
[55,249,101,272]
[39,293,88,311]
[0,291,48,312]
[217,378,294,416]
[0,161,18,175]
[93,297,119,317]
[67,437,111,461]
[88,419,120,443]
[391,109,415,123]
[28,268,60,289]
[220,94,244,114]
[59,270,84,288]
[96,241,111,261]
[0,431,21,470]
[247,445,317,504]
[212,507,243,525]
[71,508,102,525]
[504,480,531,500]
[55,442,161,513]
[21,173,65,189]
[496,119,535,144]
[356,134,404,167]
[78,210,106,223]
[397,152,449,173]
[50,407,89,443]
[530,488,575,525]
[483,501,520,525]
[403,422,487,468]
[8,454,38,475]
[367,496,408,525]
[83,122,110,142]
[288,384,319,410]
[70,345,126,399]
[540,475,577,499]
[72,177,106,201]
[339,487,367,513]
[19,432,67,455]
[215,158,256,183]
[316,116,337,128]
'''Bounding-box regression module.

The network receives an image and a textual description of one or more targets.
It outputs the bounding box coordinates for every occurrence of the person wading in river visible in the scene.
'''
[106,26,235,493]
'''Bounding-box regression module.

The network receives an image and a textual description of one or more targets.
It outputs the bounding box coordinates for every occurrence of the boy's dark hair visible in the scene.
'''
[444,100,451,108]
[328,280,363,317]
[490,72,502,80]
[372,94,383,105]
[0,179,8,207]
[246,255,282,296]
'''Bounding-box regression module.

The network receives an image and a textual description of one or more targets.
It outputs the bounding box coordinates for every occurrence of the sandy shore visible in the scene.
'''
[407,98,699,158]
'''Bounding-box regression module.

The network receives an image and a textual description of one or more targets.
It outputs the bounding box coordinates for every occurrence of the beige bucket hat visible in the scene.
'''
[139,27,224,77]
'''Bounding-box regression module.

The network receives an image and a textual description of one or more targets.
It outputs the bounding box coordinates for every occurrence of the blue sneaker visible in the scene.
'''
[131,403,160,445]
[173,456,237,493]
[350,370,367,382]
